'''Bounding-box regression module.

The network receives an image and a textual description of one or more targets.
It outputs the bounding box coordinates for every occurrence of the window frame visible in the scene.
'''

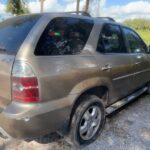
[96,23,129,55]
[34,17,94,57]
[122,26,148,54]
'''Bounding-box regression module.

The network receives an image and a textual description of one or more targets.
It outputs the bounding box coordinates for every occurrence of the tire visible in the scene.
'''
[69,95,106,147]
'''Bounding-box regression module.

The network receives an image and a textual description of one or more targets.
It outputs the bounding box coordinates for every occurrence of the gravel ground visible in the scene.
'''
[0,94,149,150]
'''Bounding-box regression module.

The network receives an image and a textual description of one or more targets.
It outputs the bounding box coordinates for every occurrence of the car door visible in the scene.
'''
[122,27,150,89]
[95,23,136,104]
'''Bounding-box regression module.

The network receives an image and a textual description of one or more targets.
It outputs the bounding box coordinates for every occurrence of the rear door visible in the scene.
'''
[95,24,135,104]
[33,17,96,101]
[122,27,150,89]
[0,15,40,107]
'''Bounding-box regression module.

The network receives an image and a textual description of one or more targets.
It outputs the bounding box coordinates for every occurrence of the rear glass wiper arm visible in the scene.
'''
[0,48,6,53]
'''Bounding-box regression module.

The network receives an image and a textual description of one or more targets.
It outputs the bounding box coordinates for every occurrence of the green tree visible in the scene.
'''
[7,0,29,15]
[124,19,150,30]
[123,19,150,45]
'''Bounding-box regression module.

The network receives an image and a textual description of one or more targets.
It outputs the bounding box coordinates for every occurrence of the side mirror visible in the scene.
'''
[146,45,150,54]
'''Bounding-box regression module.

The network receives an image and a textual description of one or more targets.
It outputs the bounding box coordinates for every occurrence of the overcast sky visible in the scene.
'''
[0,0,150,21]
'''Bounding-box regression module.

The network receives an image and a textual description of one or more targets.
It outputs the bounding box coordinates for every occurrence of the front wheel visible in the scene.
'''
[147,83,150,94]
[69,95,106,147]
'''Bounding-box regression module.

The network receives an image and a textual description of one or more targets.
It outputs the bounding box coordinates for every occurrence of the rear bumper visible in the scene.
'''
[0,106,70,138]
[0,96,75,139]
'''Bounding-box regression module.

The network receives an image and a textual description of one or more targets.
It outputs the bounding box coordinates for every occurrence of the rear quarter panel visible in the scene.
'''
[20,55,109,102]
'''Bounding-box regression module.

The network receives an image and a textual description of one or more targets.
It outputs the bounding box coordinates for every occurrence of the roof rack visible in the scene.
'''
[97,17,115,22]
[61,12,115,22]
[64,11,91,17]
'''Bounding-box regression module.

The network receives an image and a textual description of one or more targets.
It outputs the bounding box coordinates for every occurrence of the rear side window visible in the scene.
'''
[0,15,41,55]
[35,17,94,56]
[97,24,127,53]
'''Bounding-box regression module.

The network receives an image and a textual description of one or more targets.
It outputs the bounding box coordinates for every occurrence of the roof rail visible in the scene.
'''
[97,17,115,22]
[64,11,91,17]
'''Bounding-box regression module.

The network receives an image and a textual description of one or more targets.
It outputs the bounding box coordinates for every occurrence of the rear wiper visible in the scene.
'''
[0,48,6,53]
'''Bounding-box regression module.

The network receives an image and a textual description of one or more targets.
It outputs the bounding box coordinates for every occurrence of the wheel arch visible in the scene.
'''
[69,85,109,127]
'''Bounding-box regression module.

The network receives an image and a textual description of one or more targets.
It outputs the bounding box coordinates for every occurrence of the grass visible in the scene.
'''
[136,30,150,45]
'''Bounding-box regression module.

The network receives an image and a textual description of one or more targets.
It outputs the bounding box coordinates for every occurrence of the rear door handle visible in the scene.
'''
[101,65,112,71]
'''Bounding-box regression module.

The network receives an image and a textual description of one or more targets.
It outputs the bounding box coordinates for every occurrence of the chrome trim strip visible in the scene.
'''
[134,68,150,75]
[113,73,133,81]
[113,68,150,81]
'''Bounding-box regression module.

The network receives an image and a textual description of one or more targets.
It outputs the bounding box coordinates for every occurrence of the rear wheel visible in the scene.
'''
[69,95,105,147]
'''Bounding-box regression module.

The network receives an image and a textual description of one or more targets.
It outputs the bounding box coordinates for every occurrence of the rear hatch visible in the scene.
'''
[0,15,41,108]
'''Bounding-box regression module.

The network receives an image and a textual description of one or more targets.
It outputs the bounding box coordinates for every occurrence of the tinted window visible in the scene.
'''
[0,15,41,54]
[123,28,147,53]
[35,17,94,56]
[97,24,127,53]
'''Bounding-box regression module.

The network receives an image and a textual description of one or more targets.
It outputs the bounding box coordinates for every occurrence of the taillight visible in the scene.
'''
[12,61,39,103]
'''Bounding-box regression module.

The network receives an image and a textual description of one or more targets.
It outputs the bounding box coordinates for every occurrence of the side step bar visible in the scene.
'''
[0,127,12,139]
[106,86,148,115]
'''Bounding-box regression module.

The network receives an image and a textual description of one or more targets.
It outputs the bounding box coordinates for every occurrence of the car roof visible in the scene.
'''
[42,12,122,25]
[4,12,123,27]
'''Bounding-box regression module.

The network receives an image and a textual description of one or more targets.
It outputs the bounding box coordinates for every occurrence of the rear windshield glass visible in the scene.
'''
[0,15,41,55]
[35,17,94,56]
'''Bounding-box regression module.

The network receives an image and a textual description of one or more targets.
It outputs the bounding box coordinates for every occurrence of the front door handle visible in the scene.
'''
[135,62,141,65]
[137,55,142,59]
[101,64,112,71]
